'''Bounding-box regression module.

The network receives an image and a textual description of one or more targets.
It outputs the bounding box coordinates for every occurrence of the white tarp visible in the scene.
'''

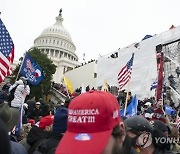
[97,26,180,100]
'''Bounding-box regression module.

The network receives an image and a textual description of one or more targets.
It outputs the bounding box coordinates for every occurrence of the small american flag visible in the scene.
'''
[118,53,134,89]
[150,78,158,91]
[0,18,14,83]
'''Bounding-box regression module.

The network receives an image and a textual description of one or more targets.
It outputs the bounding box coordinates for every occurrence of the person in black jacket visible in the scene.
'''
[0,119,11,154]
[27,115,54,154]
[28,102,42,122]
[33,107,68,154]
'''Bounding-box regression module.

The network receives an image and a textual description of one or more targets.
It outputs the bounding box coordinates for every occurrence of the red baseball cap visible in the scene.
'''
[39,115,54,129]
[56,90,121,154]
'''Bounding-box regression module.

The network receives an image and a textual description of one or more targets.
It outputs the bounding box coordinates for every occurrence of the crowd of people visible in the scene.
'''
[0,77,179,154]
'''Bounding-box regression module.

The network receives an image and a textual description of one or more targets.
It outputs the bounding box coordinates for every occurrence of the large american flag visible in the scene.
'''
[0,19,14,83]
[118,53,134,89]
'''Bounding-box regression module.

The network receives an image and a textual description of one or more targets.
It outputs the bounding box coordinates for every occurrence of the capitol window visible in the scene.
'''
[64,53,67,58]
[55,50,58,57]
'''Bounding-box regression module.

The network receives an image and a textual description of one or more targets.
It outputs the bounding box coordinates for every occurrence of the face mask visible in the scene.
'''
[131,132,152,150]
[131,134,141,148]
[136,132,152,149]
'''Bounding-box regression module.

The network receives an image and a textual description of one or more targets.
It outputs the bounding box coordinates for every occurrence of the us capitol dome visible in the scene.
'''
[31,9,79,83]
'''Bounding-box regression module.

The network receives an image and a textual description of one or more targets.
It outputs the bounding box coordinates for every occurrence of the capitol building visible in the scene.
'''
[26,9,180,101]
[31,9,80,83]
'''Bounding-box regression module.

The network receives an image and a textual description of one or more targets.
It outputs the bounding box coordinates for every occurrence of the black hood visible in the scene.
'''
[27,125,51,145]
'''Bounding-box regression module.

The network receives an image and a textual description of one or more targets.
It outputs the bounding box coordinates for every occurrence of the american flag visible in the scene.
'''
[150,78,158,91]
[0,19,14,83]
[118,53,134,89]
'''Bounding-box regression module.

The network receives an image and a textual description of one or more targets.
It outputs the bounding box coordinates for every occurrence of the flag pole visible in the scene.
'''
[63,75,70,98]
[124,80,131,116]
[104,79,109,92]
[15,52,27,81]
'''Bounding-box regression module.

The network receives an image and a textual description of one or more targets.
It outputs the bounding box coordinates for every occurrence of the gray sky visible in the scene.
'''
[1,0,180,62]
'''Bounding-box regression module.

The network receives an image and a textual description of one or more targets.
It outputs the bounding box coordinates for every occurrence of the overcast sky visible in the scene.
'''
[1,0,180,62]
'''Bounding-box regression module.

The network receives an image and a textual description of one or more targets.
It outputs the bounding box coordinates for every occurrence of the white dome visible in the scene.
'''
[33,11,77,53]
[41,15,72,41]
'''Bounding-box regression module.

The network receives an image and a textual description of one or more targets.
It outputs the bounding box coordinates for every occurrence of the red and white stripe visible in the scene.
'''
[0,46,14,83]
[118,65,132,89]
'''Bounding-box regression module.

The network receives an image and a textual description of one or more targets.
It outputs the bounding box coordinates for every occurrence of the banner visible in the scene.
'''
[120,95,138,117]
[20,53,44,85]
[64,76,74,94]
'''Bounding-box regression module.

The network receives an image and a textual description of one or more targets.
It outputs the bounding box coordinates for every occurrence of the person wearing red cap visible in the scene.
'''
[55,91,135,154]
[27,115,54,153]
[39,115,54,131]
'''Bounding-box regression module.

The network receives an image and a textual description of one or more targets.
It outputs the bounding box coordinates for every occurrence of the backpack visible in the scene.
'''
[8,85,18,103]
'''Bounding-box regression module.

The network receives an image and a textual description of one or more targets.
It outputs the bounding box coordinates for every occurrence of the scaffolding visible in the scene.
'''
[156,39,180,107]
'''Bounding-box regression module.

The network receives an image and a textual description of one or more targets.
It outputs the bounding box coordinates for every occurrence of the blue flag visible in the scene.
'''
[120,95,138,117]
[165,105,176,115]
[20,53,44,85]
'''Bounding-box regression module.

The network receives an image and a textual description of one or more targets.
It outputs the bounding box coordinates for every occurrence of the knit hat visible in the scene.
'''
[53,107,68,133]
[28,119,35,125]
[56,91,121,154]
[39,115,54,129]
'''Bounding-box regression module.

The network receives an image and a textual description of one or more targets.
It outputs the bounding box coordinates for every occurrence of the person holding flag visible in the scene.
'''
[117,53,134,116]
[9,76,30,109]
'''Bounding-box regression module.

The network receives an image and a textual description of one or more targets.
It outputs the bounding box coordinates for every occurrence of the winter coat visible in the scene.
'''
[10,141,28,154]
[28,107,42,121]
[10,79,30,108]
[33,132,63,154]
[27,125,51,154]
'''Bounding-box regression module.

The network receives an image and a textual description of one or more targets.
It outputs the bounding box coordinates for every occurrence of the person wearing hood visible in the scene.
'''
[9,76,30,109]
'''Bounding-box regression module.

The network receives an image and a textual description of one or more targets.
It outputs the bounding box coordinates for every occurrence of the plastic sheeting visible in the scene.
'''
[96,26,180,100]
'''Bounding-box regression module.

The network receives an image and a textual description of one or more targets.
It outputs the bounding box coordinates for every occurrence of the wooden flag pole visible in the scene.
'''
[15,52,27,82]
[124,79,131,116]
